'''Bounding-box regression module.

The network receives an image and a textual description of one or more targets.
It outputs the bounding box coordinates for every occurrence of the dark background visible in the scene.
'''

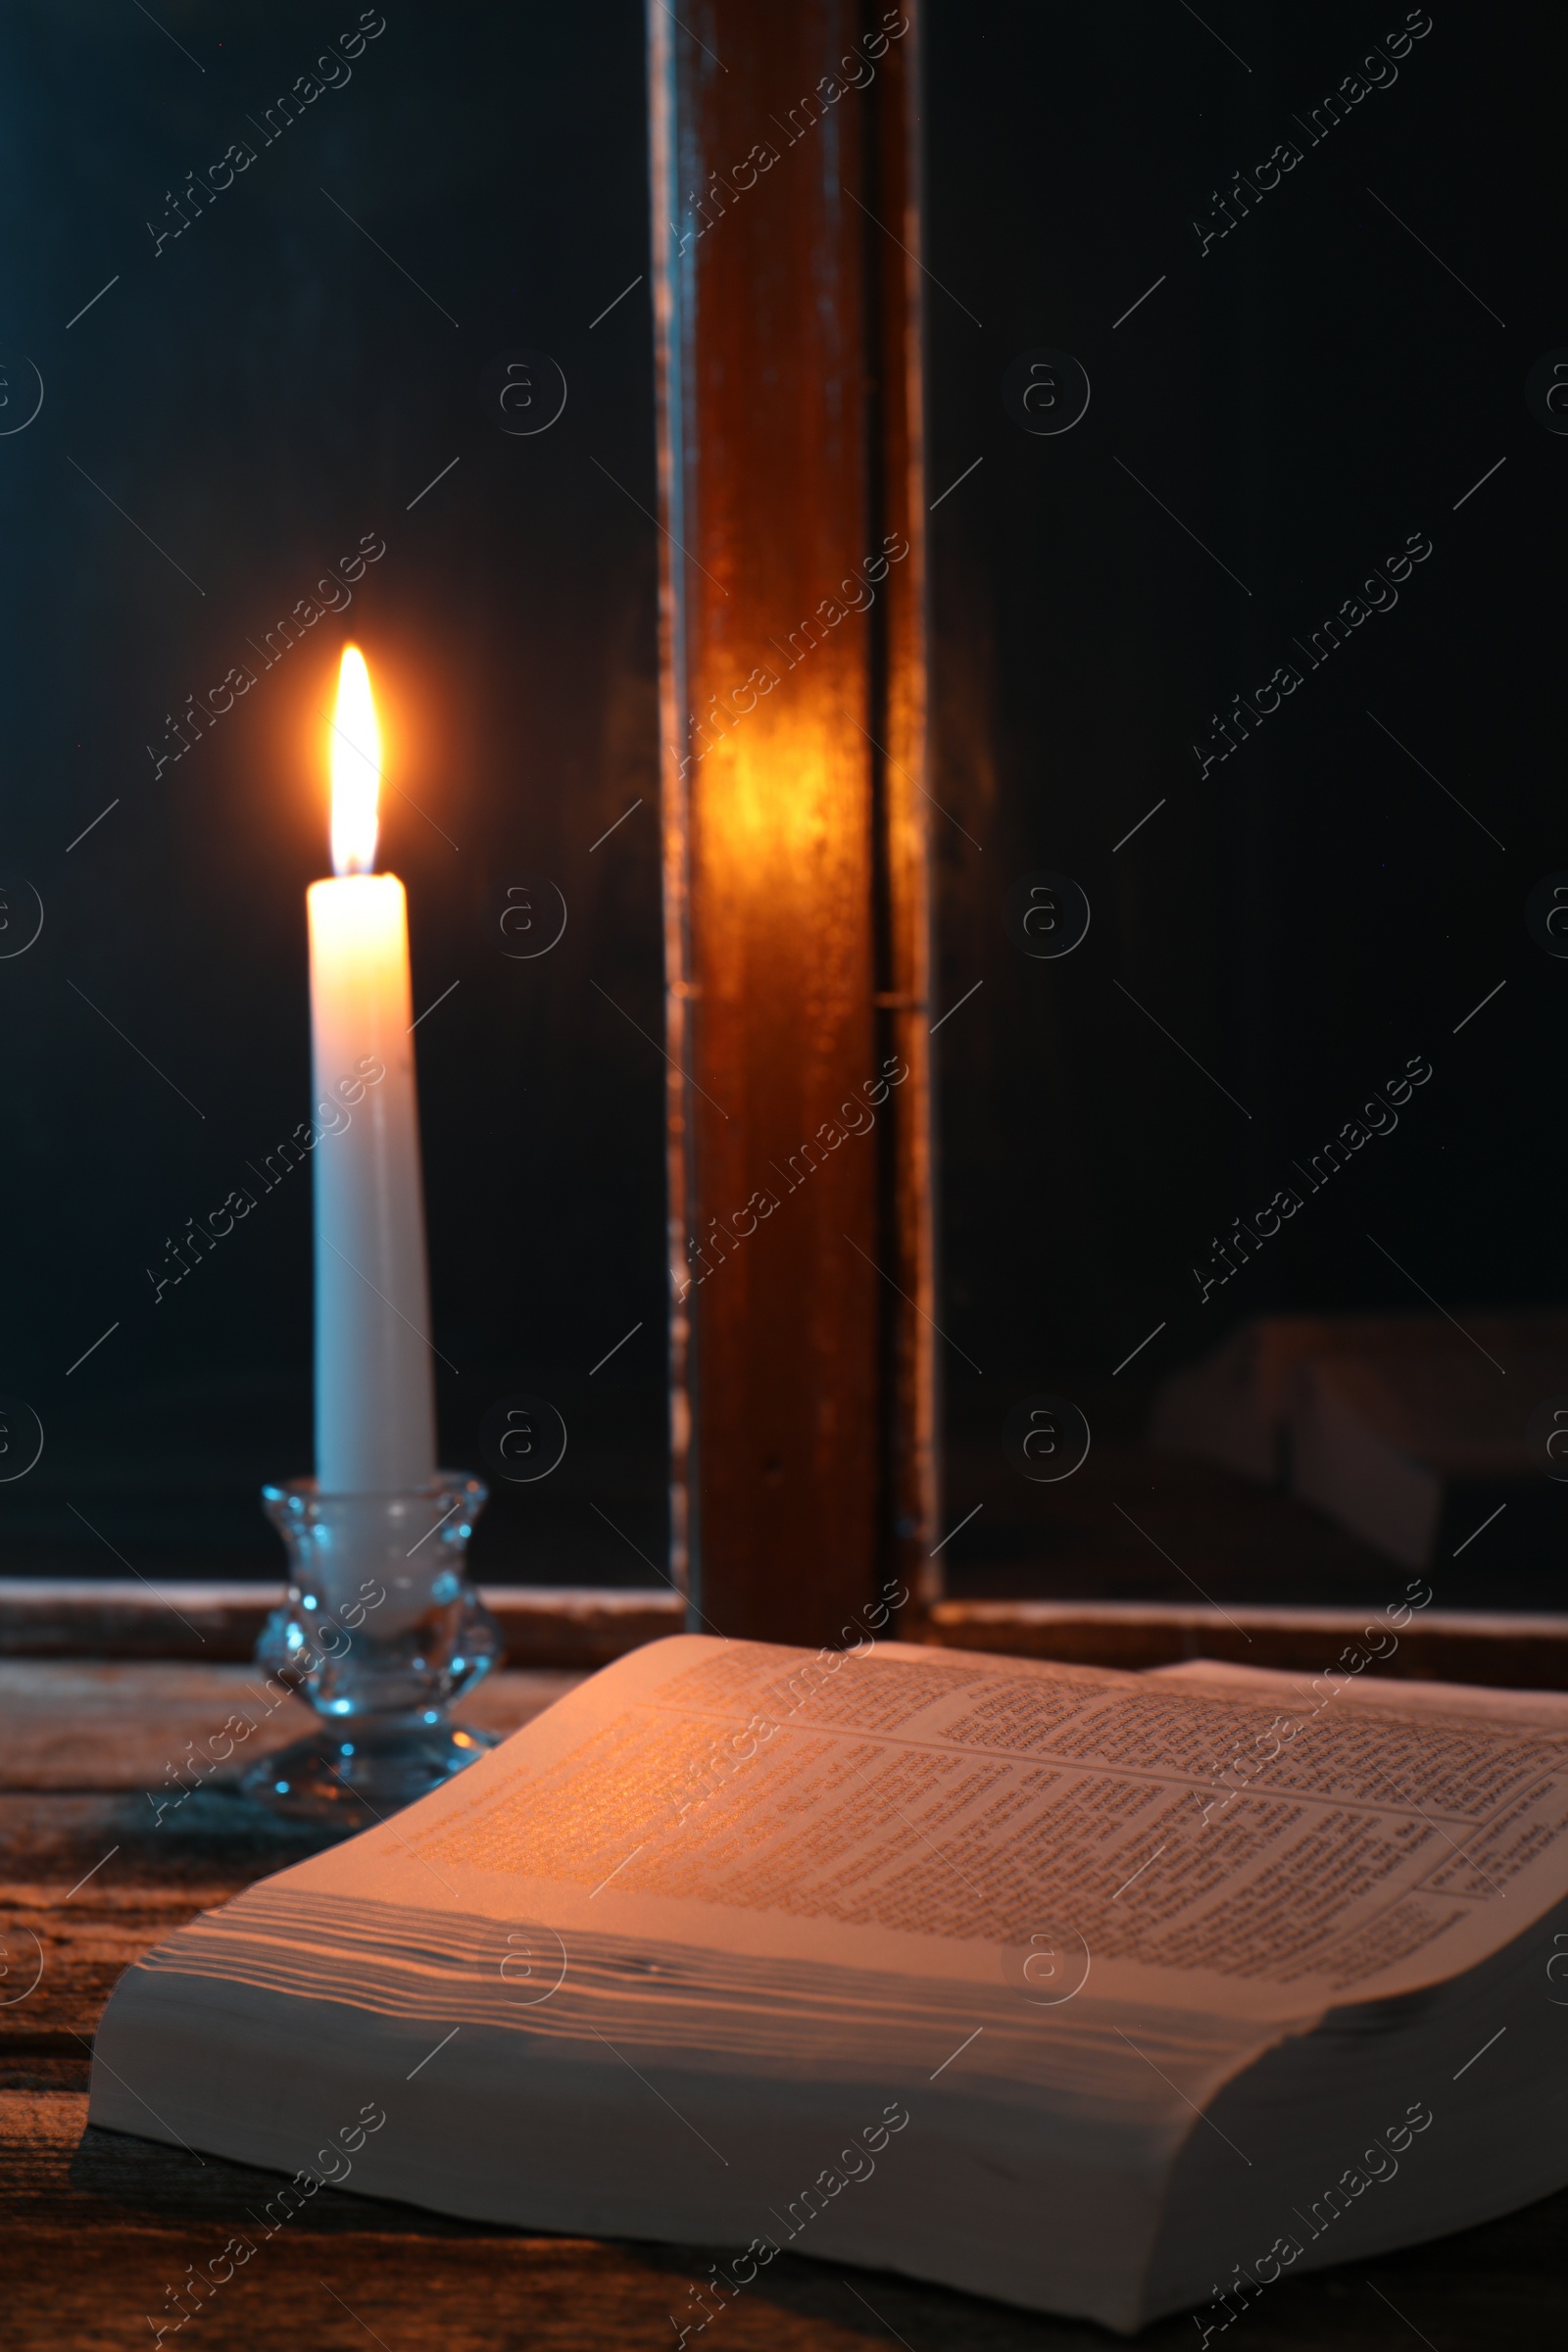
[924,1,1568,1602]
[0,0,665,1584]
[0,2,1559,1602]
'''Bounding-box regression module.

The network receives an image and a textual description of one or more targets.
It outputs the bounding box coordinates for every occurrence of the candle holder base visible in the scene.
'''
[241,1472,502,1829]
[242,1720,500,1829]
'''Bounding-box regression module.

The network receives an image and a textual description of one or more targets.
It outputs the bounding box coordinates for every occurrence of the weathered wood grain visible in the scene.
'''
[13,1582,1568,1691]
[648,0,936,1648]
[930,1601,1568,1688]
[0,1581,683,1667]
[2,2092,1565,2350]
[0,1669,579,2058]
[0,1663,582,1788]
[0,1788,335,2052]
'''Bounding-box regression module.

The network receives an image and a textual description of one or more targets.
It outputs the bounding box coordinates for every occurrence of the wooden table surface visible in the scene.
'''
[3,1660,1565,2350]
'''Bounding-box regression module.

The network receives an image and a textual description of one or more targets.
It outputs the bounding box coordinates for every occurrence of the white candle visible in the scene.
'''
[308,646,437,1494]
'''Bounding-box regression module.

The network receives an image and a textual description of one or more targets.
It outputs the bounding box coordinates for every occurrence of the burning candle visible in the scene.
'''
[308,646,438,1494]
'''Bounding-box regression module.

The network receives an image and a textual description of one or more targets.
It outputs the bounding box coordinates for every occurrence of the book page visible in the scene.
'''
[1152,1653,1568,1725]
[277,1635,1568,2024]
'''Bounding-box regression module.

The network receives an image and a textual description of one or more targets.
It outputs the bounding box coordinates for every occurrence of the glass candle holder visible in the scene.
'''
[241,1472,502,1828]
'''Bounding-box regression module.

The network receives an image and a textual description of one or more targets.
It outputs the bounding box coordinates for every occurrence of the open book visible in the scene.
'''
[91,1635,1568,2332]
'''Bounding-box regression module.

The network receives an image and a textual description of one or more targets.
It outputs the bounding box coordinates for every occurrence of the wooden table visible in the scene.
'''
[4,1660,1565,2349]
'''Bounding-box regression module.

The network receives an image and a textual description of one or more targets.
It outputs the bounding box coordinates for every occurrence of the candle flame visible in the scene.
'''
[330,645,381,875]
